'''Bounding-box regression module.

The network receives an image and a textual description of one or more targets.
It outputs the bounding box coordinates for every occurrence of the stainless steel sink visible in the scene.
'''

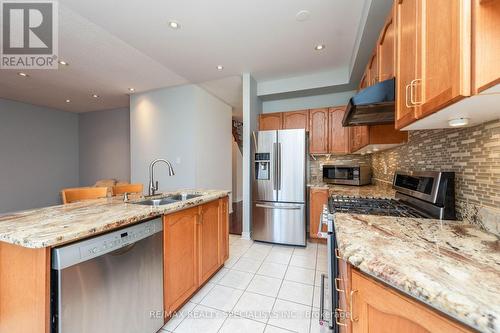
[132,193,202,206]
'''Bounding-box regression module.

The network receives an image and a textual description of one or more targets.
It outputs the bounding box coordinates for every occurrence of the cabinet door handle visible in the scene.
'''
[410,79,422,105]
[350,289,359,322]
[335,278,344,292]
[335,248,341,259]
[405,83,412,108]
[335,309,347,327]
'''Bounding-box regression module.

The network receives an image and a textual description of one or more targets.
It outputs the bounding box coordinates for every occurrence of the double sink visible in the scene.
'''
[133,193,202,207]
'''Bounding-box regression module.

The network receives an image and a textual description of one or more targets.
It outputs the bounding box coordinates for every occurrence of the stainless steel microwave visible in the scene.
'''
[322,165,372,186]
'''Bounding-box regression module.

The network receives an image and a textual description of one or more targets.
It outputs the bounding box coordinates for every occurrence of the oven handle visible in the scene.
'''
[319,273,329,326]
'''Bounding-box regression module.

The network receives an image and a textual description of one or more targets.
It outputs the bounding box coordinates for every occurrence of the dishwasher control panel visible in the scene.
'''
[52,218,163,270]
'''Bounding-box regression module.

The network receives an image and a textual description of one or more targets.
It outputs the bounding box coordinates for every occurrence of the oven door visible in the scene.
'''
[318,214,338,332]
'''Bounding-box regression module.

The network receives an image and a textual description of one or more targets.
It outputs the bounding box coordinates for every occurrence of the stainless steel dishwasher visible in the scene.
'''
[51,218,164,333]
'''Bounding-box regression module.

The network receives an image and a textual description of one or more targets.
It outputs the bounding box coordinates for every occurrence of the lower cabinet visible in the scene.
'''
[163,207,199,314]
[309,187,329,239]
[198,200,221,284]
[219,196,229,263]
[338,261,474,333]
[163,197,229,316]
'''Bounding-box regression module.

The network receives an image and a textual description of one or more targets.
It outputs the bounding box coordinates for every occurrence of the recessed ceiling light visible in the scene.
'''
[65,99,71,103]
[58,60,69,66]
[296,10,311,22]
[17,72,29,77]
[448,118,469,127]
[168,21,180,29]
[314,44,326,51]
[92,94,99,98]
[128,88,135,92]
[216,65,224,70]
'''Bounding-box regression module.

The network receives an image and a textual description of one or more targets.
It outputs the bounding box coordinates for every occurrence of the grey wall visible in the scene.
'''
[262,90,356,113]
[130,84,232,200]
[0,99,79,213]
[79,108,130,186]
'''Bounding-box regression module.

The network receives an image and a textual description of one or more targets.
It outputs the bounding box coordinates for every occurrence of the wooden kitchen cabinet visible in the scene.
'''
[350,269,473,333]
[329,106,350,154]
[337,258,352,333]
[350,125,407,153]
[349,126,370,153]
[309,187,329,239]
[259,112,283,130]
[378,11,396,82]
[472,0,500,93]
[198,200,221,284]
[367,51,379,86]
[218,196,229,264]
[309,108,330,154]
[395,0,420,129]
[163,196,229,316]
[282,110,309,130]
[0,243,50,333]
[396,0,472,129]
[417,0,471,120]
[359,72,369,90]
[163,207,199,313]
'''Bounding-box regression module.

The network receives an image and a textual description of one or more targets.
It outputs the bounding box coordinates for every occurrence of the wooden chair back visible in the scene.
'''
[61,187,108,204]
[112,183,144,196]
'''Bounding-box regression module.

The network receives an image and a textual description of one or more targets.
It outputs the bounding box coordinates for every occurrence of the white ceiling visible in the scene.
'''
[0,0,370,114]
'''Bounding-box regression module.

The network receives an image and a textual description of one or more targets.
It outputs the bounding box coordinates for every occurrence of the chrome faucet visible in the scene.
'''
[148,159,175,196]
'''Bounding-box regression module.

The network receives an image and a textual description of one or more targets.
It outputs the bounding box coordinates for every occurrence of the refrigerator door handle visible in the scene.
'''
[278,143,282,190]
[255,203,301,210]
[273,142,280,191]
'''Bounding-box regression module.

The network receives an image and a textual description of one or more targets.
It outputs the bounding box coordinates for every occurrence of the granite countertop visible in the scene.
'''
[308,181,396,198]
[0,189,230,249]
[334,213,500,333]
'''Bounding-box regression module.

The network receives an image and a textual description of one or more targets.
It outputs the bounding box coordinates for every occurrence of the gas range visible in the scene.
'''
[317,171,456,332]
[328,196,428,218]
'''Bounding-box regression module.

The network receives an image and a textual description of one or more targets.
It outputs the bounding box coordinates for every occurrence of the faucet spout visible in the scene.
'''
[148,159,175,196]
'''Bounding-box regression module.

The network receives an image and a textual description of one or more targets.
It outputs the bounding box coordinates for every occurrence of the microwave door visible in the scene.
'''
[277,129,306,203]
[253,130,278,202]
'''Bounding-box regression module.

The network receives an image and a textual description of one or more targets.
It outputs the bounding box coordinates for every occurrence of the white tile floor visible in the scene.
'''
[161,235,331,333]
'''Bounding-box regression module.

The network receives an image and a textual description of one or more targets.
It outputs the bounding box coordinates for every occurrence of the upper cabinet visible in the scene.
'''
[367,51,379,86]
[309,108,330,154]
[417,0,471,120]
[329,107,350,154]
[472,0,500,93]
[393,0,499,130]
[395,0,421,129]
[378,13,396,82]
[259,112,282,130]
[282,110,309,130]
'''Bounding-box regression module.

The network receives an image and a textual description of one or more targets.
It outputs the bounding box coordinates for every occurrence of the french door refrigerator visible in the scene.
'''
[252,129,306,246]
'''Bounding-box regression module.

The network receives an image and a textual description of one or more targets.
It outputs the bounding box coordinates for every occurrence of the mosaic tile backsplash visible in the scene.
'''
[371,119,500,235]
[308,119,500,234]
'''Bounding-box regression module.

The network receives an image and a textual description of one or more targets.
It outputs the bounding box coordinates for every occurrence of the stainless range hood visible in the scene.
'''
[342,78,395,126]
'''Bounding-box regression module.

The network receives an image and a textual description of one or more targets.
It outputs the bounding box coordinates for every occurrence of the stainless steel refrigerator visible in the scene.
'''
[252,129,306,246]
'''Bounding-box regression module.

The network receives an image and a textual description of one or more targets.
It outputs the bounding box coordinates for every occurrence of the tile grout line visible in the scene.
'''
[215,241,274,332]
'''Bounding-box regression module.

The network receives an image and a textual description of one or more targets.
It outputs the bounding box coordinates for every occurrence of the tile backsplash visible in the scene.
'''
[371,119,500,234]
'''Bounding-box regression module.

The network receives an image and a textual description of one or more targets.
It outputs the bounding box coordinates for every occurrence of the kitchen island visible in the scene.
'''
[0,190,230,333]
